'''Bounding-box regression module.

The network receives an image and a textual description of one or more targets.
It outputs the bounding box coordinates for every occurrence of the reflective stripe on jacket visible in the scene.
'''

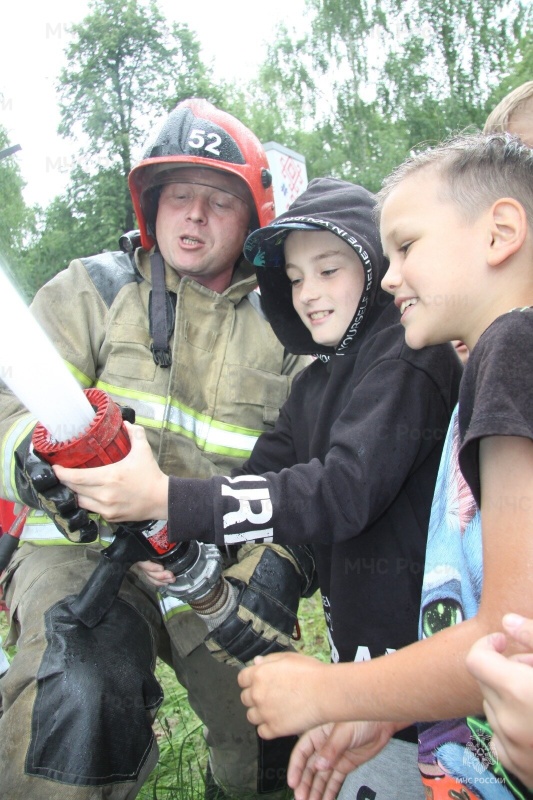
[0,248,309,545]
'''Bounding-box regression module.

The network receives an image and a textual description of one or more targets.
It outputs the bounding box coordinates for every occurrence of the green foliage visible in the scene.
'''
[0,125,36,299]
[0,592,328,800]
[21,0,223,290]
[0,134,29,252]
[17,199,74,298]
[21,165,128,297]
[9,0,533,295]
[139,665,207,800]
[375,0,530,142]
[484,32,533,113]
[243,0,531,190]
[57,0,214,233]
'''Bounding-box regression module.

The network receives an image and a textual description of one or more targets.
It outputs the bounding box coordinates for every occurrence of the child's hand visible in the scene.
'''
[53,422,169,523]
[133,560,176,587]
[238,651,331,738]
[466,614,533,789]
[287,721,395,800]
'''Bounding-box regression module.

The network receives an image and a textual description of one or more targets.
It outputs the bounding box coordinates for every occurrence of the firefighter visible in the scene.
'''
[0,99,314,800]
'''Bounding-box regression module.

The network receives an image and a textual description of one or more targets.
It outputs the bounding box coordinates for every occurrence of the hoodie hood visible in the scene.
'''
[244,177,392,357]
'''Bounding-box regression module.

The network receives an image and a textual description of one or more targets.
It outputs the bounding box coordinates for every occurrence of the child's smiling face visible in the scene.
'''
[379,169,488,352]
[284,229,366,348]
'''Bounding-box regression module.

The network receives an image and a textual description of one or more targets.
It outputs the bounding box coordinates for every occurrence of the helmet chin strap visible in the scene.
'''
[148,250,175,367]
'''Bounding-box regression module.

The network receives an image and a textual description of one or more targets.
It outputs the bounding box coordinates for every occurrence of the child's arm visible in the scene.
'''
[239,434,533,736]
[55,357,454,550]
[466,613,533,789]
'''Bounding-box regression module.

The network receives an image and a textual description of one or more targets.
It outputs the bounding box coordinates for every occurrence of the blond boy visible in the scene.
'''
[484,81,533,146]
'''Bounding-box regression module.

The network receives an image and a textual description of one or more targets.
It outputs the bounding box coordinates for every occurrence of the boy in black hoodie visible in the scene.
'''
[57,178,462,798]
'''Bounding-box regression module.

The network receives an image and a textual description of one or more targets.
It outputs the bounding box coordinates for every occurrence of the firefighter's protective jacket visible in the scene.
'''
[0,248,308,551]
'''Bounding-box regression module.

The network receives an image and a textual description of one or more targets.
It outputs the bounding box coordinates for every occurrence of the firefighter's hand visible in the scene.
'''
[14,434,98,543]
[54,423,169,523]
[204,543,316,668]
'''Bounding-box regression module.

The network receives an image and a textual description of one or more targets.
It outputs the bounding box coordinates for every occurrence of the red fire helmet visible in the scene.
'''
[129,98,275,249]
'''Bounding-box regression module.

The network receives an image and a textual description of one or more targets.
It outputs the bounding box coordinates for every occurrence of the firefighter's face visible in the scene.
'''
[155,168,252,293]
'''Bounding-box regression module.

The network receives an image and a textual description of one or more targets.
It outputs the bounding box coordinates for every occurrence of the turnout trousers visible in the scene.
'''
[0,544,292,799]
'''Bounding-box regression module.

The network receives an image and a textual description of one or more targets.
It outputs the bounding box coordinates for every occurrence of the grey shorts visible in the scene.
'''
[337,738,424,800]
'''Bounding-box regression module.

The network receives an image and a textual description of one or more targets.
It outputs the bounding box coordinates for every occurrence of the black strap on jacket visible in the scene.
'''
[149,251,175,368]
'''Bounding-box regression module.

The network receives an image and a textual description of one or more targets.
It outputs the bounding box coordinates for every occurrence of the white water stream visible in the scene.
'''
[0,263,95,442]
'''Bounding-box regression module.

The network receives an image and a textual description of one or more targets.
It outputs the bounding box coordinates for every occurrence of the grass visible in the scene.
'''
[0,591,329,800]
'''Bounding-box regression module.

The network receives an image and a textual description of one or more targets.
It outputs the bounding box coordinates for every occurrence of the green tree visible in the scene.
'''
[0,125,36,299]
[24,0,223,294]
[57,0,214,235]
[18,199,75,298]
[245,0,531,189]
[484,31,533,114]
[375,0,531,141]
[0,138,26,251]
[22,165,127,295]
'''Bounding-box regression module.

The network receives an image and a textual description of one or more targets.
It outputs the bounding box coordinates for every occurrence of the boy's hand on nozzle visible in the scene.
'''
[14,433,98,543]
[466,614,533,789]
[53,423,169,524]
[288,721,396,800]
[237,650,332,739]
[205,543,316,668]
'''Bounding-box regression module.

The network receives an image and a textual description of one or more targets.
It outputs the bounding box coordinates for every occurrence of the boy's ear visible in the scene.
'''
[487,198,528,267]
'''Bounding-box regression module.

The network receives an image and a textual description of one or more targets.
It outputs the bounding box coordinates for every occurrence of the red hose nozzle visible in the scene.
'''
[32,388,130,467]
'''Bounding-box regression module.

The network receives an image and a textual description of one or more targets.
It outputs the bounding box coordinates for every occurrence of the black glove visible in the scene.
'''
[204,543,317,668]
[14,431,98,543]
[13,404,136,544]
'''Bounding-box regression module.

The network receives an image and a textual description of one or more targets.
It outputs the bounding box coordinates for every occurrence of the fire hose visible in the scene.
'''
[1,388,233,629]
